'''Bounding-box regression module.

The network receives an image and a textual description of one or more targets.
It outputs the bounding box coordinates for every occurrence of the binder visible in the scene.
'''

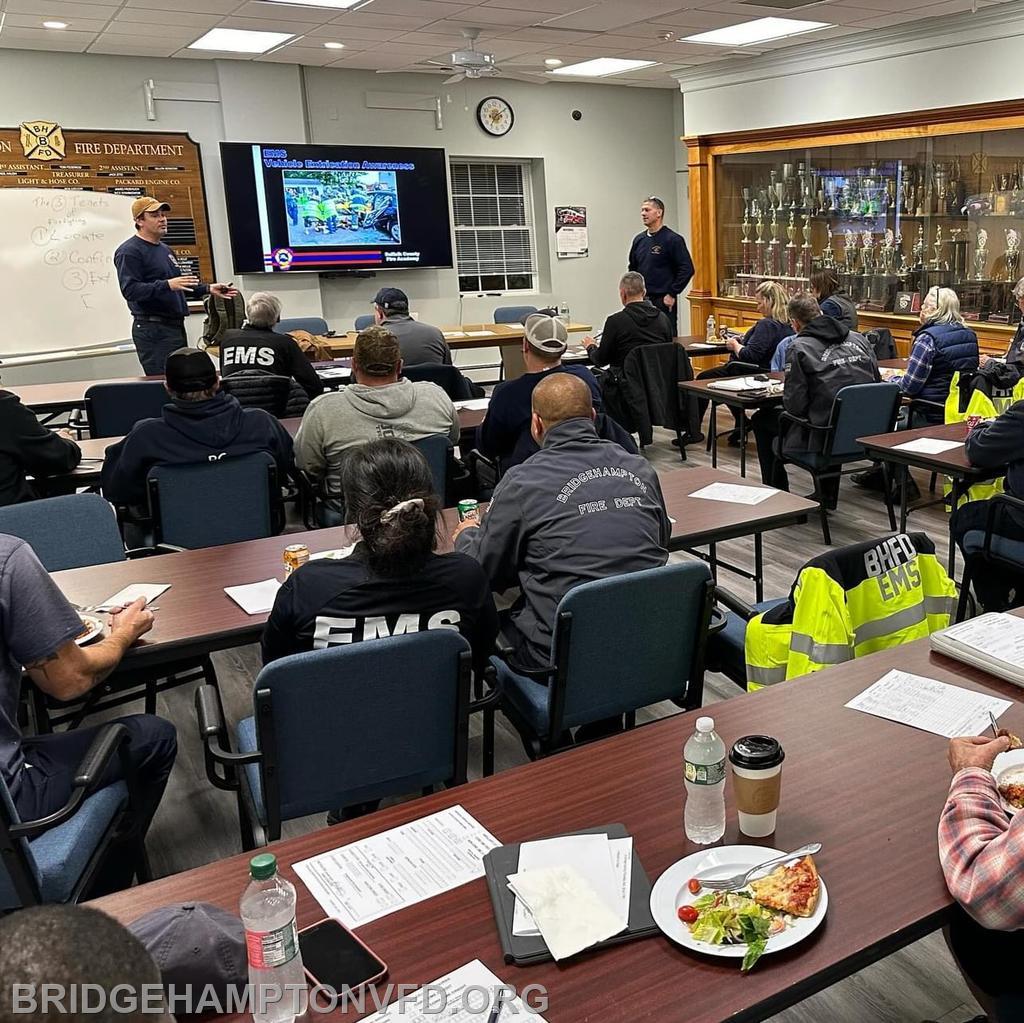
[930,611,1024,688]
[482,823,658,965]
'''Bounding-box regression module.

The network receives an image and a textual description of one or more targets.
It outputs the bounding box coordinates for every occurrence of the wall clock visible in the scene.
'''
[477,96,514,137]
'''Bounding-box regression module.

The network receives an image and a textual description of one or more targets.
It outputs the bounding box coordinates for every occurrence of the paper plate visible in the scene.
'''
[993,748,1024,816]
[75,614,104,646]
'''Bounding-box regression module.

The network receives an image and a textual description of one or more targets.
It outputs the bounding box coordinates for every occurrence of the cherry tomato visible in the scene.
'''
[677,904,699,924]
[687,878,702,895]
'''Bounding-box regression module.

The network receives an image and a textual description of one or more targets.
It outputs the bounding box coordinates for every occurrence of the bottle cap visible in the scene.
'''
[696,716,714,733]
[250,853,277,880]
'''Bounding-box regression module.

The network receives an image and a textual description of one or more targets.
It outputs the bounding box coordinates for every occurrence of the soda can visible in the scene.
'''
[283,543,310,577]
[457,499,479,523]
[966,414,983,432]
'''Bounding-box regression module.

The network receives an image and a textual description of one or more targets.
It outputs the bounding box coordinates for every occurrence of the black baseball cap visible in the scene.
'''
[374,287,409,312]
[165,347,217,391]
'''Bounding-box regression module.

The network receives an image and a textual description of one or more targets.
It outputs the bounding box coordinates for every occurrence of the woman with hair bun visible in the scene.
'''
[261,438,497,669]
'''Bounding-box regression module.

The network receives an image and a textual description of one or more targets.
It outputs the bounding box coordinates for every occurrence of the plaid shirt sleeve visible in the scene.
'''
[897,333,935,396]
[938,767,1024,930]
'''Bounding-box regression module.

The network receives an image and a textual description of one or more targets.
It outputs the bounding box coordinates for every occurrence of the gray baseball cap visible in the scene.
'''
[524,313,568,356]
[128,902,247,994]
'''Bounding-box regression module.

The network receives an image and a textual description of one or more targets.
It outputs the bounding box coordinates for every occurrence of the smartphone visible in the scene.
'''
[298,918,387,993]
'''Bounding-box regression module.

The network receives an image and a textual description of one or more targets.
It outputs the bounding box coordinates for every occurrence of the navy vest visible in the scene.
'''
[917,322,978,405]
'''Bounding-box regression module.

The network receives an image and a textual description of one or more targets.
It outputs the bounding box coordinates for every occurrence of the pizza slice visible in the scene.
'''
[748,855,820,918]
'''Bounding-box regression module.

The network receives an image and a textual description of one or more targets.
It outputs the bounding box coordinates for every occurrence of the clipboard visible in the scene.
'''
[482,822,658,965]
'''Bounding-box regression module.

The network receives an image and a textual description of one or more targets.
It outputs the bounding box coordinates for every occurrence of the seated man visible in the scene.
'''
[751,292,879,500]
[295,326,459,518]
[938,729,1024,1022]
[102,348,295,512]
[952,398,1024,610]
[581,271,672,370]
[219,291,324,401]
[0,905,165,1023]
[0,533,176,890]
[454,373,670,672]
[0,379,81,507]
[478,313,603,469]
[373,287,452,366]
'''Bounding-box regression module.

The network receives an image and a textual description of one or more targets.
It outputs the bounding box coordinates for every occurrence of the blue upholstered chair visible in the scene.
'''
[196,632,473,847]
[493,562,715,760]
[411,434,451,506]
[0,493,125,571]
[779,382,901,544]
[276,316,329,336]
[401,363,474,401]
[956,493,1024,620]
[0,722,146,908]
[147,452,282,549]
[493,305,538,325]
[353,314,375,331]
[85,381,169,439]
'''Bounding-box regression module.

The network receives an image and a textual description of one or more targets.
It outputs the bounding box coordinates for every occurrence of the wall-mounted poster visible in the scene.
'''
[555,205,588,258]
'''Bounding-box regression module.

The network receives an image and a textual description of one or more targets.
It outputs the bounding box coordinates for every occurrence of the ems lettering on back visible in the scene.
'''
[863,534,922,601]
[223,346,275,368]
[312,610,461,647]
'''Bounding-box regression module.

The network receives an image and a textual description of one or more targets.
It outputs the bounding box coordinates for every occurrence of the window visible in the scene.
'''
[450,159,538,294]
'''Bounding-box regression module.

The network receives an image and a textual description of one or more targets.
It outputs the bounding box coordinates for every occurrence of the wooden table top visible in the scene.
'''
[50,468,813,668]
[858,421,989,477]
[679,372,786,408]
[91,629,1024,1023]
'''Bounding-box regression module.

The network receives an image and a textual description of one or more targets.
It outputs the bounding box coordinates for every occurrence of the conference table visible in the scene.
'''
[858,420,1005,576]
[92,620,1024,1023]
[49,468,814,674]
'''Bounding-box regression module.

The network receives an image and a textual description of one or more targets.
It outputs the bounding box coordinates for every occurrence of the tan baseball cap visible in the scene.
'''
[131,196,171,219]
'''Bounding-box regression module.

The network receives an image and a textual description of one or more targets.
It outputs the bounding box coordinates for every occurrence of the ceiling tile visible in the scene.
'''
[122,0,241,11]
[367,0,474,17]
[111,8,223,27]
[87,36,185,55]
[4,14,111,30]
[229,1,340,23]
[4,0,117,17]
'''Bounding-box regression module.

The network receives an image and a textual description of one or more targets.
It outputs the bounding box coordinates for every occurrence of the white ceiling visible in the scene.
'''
[0,0,1012,88]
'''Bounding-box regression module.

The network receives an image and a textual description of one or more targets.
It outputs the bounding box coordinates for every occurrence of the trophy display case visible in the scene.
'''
[686,101,1024,356]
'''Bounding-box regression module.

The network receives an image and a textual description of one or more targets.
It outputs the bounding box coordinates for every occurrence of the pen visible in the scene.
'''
[990,711,1000,738]
[486,992,505,1023]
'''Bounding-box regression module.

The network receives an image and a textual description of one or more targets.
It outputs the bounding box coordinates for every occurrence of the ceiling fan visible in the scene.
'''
[376,28,550,85]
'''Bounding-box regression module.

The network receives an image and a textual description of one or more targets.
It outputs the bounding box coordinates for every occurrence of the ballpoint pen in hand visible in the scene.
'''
[990,711,1001,738]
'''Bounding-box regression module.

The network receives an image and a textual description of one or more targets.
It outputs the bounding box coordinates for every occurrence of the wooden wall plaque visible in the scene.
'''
[0,123,215,282]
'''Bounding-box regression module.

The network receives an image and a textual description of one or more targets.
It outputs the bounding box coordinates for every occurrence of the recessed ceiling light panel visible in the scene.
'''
[324,41,345,49]
[42,20,68,28]
[550,57,657,77]
[259,0,363,8]
[544,57,562,66]
[683,17,830,46]
[188,28,294,53]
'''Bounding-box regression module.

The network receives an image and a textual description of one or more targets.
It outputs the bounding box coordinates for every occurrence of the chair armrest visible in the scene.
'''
[983,493,1024,558]
[490,645,555,682]
[778,410,829,432]
[715,585,757,622]
[11,723,129,839]
[708,606,728,636]
[194,685,261,792]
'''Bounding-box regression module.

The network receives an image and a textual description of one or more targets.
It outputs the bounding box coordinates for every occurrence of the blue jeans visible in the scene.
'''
[132,319,186,375]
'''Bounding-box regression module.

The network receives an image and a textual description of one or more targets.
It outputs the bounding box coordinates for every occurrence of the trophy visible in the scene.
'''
[741,202,753,275]
[844,228,858,272]
[800,212,813,278]
[931,224,945,271]
[1005,228,1020,282]
[785,210,798,277]
[822,227,835,269]
[974,228,988,280]
[913,224,926,269]
[880,228,896,273]
[861,229,874,275]
[767,209,781,276]
[950,227,967,277]
[754,205,766,276]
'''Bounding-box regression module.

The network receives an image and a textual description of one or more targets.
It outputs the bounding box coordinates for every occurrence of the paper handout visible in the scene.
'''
[223,579,282,615]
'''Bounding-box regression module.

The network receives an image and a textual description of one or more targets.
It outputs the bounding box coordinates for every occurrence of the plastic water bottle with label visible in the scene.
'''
[684,716,726,844]
[705,314,717,343]
[241,853,306,1023]
[558,302,570,324]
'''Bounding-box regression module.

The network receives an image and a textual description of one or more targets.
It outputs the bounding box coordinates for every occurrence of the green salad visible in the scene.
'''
[687,891,787,971]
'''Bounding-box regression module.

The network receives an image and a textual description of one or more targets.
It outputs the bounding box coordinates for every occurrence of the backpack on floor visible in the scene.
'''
[200,292,246,349]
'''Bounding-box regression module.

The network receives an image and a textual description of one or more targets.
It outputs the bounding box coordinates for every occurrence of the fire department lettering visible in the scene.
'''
[222,346,276,369]
[313,610,461,647]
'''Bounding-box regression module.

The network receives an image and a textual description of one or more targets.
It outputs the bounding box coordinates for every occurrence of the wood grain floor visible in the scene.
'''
[118,410,981,1023]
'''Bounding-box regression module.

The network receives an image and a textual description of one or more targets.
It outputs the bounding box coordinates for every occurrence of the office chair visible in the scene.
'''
[85,381,168,439]
[277,316,329,336]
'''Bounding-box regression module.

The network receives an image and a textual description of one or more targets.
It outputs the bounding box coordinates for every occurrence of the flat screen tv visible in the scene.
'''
[220,142,453,275]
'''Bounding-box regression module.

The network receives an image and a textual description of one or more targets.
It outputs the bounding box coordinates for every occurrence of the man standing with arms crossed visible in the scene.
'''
[114,197,236,374]
[628,196,694,337]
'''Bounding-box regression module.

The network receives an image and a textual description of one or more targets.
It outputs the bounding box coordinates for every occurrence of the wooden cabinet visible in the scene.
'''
[685,99,1024,356]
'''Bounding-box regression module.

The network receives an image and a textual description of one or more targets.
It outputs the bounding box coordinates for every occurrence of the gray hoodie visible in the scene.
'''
[295,378,459,511]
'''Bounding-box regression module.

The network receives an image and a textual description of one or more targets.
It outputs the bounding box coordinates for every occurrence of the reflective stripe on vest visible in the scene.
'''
[788,631,853,666]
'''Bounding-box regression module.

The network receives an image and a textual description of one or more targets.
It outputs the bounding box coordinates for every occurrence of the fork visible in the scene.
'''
[695,842,821,891]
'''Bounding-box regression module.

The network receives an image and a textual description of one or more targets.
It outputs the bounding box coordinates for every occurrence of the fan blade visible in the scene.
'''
[375,66,451,75]
[498,70,550,84]
[443,72,466,85]
[425,60,453,67]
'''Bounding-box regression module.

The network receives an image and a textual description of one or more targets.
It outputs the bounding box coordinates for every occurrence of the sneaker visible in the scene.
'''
[852,466,887,491]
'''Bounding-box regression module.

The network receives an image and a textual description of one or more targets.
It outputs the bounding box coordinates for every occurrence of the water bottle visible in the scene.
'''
[705,314,717,343]
[241,853,307,1023]
[558,301,570,324]
[684,716,726,844]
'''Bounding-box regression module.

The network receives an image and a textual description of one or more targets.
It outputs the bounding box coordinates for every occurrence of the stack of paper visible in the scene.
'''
[707,376,769,392]
[893,437,963,455]
[224,578,282,615]
[507,834,630,960]
[95,583,170,611]
[689,482,776,506]
[454,398,490,411]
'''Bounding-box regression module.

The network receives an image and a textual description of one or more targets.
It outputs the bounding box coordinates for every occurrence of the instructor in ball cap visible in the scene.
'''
[114,196,237,375]
[627,195,694,336]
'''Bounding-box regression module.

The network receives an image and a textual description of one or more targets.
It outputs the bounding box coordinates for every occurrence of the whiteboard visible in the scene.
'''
[0,189,135,356]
